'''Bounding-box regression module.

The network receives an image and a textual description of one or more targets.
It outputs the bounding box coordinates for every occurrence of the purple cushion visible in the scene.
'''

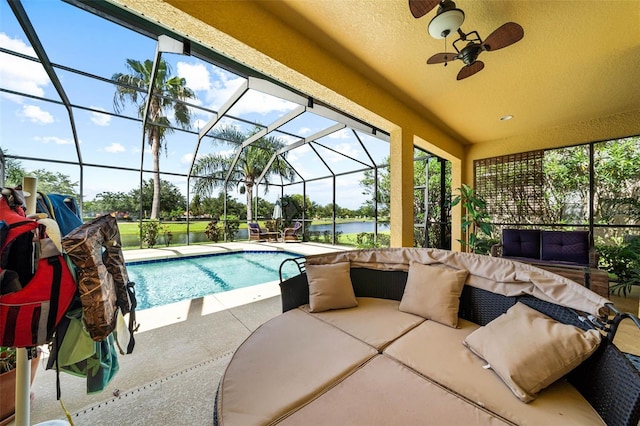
[541,231,589,266]
[502,229,541,259]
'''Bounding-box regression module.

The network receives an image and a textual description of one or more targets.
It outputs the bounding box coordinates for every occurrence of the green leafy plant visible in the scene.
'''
[222,215,240,241]
[0,347,17,373]
[355,232,390,248]
[0,346,38,373]
[451,184,493,253]
[139,219,162,248]
[163,229,173,247]
[204,220,222,242]
[597,237,640,296]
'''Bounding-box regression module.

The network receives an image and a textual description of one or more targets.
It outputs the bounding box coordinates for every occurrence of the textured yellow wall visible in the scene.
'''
[115,0,468,247]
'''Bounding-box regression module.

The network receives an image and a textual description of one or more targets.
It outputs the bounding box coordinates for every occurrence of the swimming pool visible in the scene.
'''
[126,251,302,310]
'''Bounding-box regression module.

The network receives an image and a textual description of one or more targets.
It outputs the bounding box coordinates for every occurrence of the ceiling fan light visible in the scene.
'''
[428,8,465,39]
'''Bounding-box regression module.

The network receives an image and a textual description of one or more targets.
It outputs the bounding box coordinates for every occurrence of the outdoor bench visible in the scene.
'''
[214,248,640,426]
[491,229,610,298]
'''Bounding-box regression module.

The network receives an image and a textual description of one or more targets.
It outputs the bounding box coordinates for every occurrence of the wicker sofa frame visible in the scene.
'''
[275,256,640,426]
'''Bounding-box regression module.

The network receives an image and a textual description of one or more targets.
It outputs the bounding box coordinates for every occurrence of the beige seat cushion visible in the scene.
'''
[384,319,605,425]
[300,297,425,350]
[398,261,468,327]
[306,262,358,312]
[463,302,602,402]
[218,309,377,426]
[279,355,510,426]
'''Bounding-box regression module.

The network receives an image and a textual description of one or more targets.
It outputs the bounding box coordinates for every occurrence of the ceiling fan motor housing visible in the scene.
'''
[460,43,483,65]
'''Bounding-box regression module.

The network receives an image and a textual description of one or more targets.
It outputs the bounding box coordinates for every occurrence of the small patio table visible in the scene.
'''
[264,232,280,242]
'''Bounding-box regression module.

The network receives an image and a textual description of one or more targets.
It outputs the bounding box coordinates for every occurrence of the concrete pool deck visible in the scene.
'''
[17,241,348,426]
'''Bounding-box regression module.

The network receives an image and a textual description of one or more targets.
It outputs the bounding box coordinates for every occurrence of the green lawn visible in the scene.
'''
[116,219,389,249]
[117,220,216,236]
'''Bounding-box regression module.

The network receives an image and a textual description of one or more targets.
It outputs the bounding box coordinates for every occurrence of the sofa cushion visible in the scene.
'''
[279,355,511,426]
[541,230,590,265]
[398,261,468,327]
[306,262,358,313]
[384,319,605,425]
[218,309,377,426]
[300,297,425,350]
[502,228,541,258]
[463,302,601,403]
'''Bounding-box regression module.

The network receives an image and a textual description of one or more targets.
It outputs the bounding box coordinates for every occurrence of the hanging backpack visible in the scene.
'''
[36,192,83,237]
[0,189,76,348]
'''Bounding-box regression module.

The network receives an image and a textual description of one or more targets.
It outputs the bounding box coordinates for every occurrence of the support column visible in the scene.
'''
[389,129,414,247]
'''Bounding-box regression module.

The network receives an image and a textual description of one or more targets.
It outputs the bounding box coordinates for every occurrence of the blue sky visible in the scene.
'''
[0,0,390,210]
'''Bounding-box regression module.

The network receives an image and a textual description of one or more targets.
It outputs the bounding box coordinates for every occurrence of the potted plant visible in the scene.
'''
[0,346,40,426]
[451,184,493,254]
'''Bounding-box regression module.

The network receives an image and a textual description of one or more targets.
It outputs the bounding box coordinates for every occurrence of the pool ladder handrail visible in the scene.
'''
[279,256,306,283]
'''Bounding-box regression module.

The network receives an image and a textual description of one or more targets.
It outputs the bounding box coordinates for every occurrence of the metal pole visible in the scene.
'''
[423,158,430,247]
[332,176,336,245]
[302,181,307,240]
[374,167,379,245]
[589,142,595,247]
[439,158,447,249]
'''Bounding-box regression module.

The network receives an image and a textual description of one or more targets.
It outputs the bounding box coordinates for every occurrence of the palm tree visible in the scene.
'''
[192,125,295,222]
[112,58,196,219]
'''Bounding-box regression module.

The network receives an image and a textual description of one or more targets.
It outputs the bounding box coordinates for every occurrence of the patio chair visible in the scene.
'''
[248,222,280,242]
[282,221,302,242]
[248,222,269,241]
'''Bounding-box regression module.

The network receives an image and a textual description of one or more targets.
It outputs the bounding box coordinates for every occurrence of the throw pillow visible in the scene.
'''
[398,262,468,327]
[463,302,602,403]
[307,262,358,313]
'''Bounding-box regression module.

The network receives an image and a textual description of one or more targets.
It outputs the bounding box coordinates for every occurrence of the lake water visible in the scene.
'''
[121,221,389,247]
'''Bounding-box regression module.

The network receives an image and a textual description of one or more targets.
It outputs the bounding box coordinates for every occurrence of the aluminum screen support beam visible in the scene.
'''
[255,123,346,186]
[222,105,306,186]
[9,0,85,214]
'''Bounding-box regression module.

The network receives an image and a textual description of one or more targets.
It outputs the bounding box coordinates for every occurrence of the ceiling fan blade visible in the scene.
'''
[409,0,441,19]
[457,61,484,80]
[482,22,524,51]
[427,52,458,64]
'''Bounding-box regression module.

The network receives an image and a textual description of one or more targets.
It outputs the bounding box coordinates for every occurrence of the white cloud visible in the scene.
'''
[328,128,351,139]
[207,68,245,108]
[298,127,312,136]
[0,33,49,99]
[104,143,125,153]
[20,104,54,124]
[177,61,211,92]
[217,148,237,158]
[90,107,111,126]
[181,153,194,165]
[193,68,296,117]
[329,142,360,162]
[285,143,310,162]
[34,136,72,145]
[233,90,296,116]
[193,118,209,131]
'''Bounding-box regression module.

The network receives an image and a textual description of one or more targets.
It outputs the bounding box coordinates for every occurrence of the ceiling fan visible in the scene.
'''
[409,0,524,80]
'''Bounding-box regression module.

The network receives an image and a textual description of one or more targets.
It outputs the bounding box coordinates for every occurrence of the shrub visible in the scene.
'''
[354,233,390,248]
[598,237,640,296]
[222,215,240,241]
[204,220,222,242]
[139,219,162,248]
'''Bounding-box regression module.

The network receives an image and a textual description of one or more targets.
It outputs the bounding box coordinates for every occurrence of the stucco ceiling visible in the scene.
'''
[255,0,640,147]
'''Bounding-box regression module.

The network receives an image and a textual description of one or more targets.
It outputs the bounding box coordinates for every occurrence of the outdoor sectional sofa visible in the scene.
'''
[214,248,640,426]
[491,229,609,298]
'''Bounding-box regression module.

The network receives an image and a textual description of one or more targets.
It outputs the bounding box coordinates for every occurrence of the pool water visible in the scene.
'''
[126,251,302,310]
